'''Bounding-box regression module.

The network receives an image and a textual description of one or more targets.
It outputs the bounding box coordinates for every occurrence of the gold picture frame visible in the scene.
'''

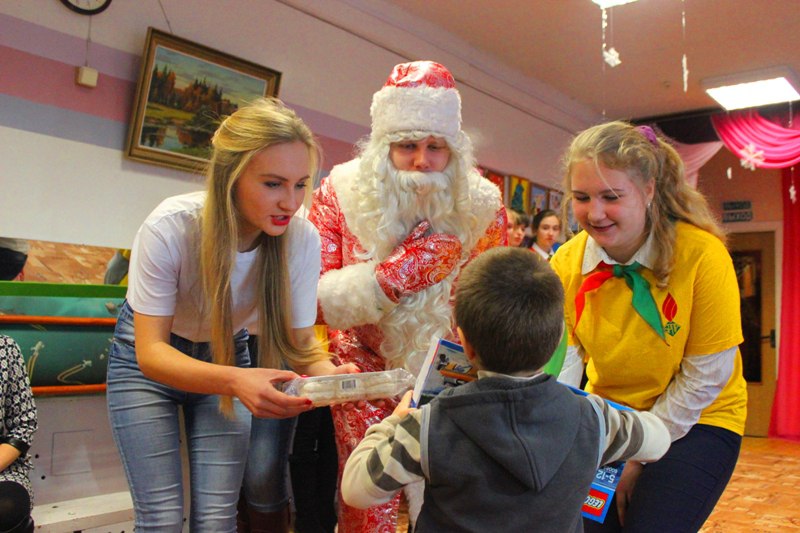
[126,27,281,173]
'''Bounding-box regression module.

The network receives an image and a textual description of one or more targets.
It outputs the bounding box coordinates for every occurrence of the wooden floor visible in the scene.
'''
[700,436,800,532]
[395,437,800,532]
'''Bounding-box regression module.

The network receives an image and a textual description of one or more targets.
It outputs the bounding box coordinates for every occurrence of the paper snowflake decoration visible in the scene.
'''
[739,143,764,171]
[682,54,689,93]
[603,47,621,68]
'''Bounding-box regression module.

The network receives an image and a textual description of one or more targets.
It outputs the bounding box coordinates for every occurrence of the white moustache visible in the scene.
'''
[394,170,450,196]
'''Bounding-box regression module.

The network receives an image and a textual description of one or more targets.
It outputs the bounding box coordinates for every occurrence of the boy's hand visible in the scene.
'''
[392,390,417,418]
[616,460,644,526]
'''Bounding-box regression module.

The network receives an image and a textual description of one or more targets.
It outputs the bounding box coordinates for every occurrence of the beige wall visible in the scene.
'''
[698,148,783,225]
[697,146,784,363]
[0,1,597,249]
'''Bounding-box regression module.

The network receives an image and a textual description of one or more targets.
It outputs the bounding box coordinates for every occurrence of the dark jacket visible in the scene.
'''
[416,374,599,532]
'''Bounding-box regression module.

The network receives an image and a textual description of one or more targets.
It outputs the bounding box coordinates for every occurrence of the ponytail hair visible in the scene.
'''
[561,121,725,287]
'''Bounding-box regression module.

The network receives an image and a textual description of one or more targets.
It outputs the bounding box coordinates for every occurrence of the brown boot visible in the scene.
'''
[236,492,250,533]
[247,505,291,533]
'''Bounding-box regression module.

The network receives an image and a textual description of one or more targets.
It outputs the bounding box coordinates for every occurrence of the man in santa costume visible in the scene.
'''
[308,60,506,532]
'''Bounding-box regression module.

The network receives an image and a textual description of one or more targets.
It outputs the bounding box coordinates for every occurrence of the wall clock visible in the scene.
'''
[60,0,112,16]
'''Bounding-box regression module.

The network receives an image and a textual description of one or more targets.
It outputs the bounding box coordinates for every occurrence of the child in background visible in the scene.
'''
[523,209,561,259]
[341,247,670,532]
[506,210,528,247]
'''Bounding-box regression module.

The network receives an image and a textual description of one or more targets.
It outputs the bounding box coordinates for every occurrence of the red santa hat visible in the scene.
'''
[370,61,462,140]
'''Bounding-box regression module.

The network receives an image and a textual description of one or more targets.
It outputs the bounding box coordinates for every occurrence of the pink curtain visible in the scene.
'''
[671,139,724,188]
[711,111,800,168]
[711,110,800,439]
[770,167,800,441]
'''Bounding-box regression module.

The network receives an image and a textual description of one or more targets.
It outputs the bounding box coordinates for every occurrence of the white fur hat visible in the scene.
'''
[370,61,462,140]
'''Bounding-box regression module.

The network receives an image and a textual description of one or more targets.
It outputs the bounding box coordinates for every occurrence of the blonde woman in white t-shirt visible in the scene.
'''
[107,99,356,533]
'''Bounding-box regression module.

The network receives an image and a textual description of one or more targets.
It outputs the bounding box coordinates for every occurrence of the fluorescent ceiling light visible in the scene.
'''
[591,0,638,7]
[703,67,800,111]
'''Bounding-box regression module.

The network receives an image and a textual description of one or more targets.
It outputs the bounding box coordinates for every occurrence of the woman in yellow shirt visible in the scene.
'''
[551,121,746,532]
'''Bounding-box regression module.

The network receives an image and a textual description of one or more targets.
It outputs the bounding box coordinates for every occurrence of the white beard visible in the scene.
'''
[339,141,489,373]
[369,165,467,260]
[345,135,481,261]
[372,167,463,373]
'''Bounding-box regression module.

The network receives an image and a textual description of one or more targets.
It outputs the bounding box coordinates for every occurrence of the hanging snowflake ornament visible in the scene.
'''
[603,47,621,68]
[681,1,689,93]
[739,143,764,171]
[790,182,797,204]
[682,54,689,92]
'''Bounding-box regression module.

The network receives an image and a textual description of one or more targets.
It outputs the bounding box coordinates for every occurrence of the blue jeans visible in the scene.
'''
[107,302,251,533]
[241,336,297,513]
[243,416,296,512]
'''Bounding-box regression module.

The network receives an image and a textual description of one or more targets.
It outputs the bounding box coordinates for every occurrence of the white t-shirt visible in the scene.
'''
[127,191,321,342]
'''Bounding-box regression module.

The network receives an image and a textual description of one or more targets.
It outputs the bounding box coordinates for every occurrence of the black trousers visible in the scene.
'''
[0,481,31,532]
[584,424,741,533]
[289,407,338,533]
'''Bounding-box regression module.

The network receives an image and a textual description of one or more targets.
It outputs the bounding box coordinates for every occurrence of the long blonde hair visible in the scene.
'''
[201,97,327,414]
[561,121,725,287]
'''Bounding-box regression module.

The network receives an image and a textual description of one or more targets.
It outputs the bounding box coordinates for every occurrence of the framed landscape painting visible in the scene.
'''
[126,27,281,173]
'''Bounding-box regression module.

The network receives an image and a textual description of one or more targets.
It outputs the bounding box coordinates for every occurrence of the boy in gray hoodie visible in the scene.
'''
[341,247,670,532]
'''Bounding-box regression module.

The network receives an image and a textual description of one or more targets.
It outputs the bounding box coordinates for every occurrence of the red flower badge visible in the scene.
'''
[662,293,681,336]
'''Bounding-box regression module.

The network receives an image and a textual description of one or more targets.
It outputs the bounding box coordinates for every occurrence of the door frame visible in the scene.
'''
[724,220,783,366]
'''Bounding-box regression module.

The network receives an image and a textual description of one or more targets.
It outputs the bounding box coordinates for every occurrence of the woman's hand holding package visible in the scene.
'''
[234,367,313,419]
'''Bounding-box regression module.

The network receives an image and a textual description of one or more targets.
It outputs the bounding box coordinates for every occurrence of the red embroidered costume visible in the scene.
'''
[308,61,505,532]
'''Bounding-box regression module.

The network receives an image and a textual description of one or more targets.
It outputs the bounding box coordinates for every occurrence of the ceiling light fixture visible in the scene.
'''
[591,0,638,8]
[702,67,800,111]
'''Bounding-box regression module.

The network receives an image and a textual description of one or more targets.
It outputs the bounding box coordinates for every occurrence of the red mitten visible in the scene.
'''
[375,221,463,303]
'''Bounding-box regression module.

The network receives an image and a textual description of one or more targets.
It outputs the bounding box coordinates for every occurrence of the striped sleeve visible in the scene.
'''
[586,394,671,466]
[341,410,425,509]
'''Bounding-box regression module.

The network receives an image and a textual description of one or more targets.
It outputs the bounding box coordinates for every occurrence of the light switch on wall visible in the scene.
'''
[76,66,98,88]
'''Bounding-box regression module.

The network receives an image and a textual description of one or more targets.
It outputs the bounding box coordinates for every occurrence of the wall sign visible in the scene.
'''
[723,211,753,223]
[722,200,753,223]
[723,200,752,211]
